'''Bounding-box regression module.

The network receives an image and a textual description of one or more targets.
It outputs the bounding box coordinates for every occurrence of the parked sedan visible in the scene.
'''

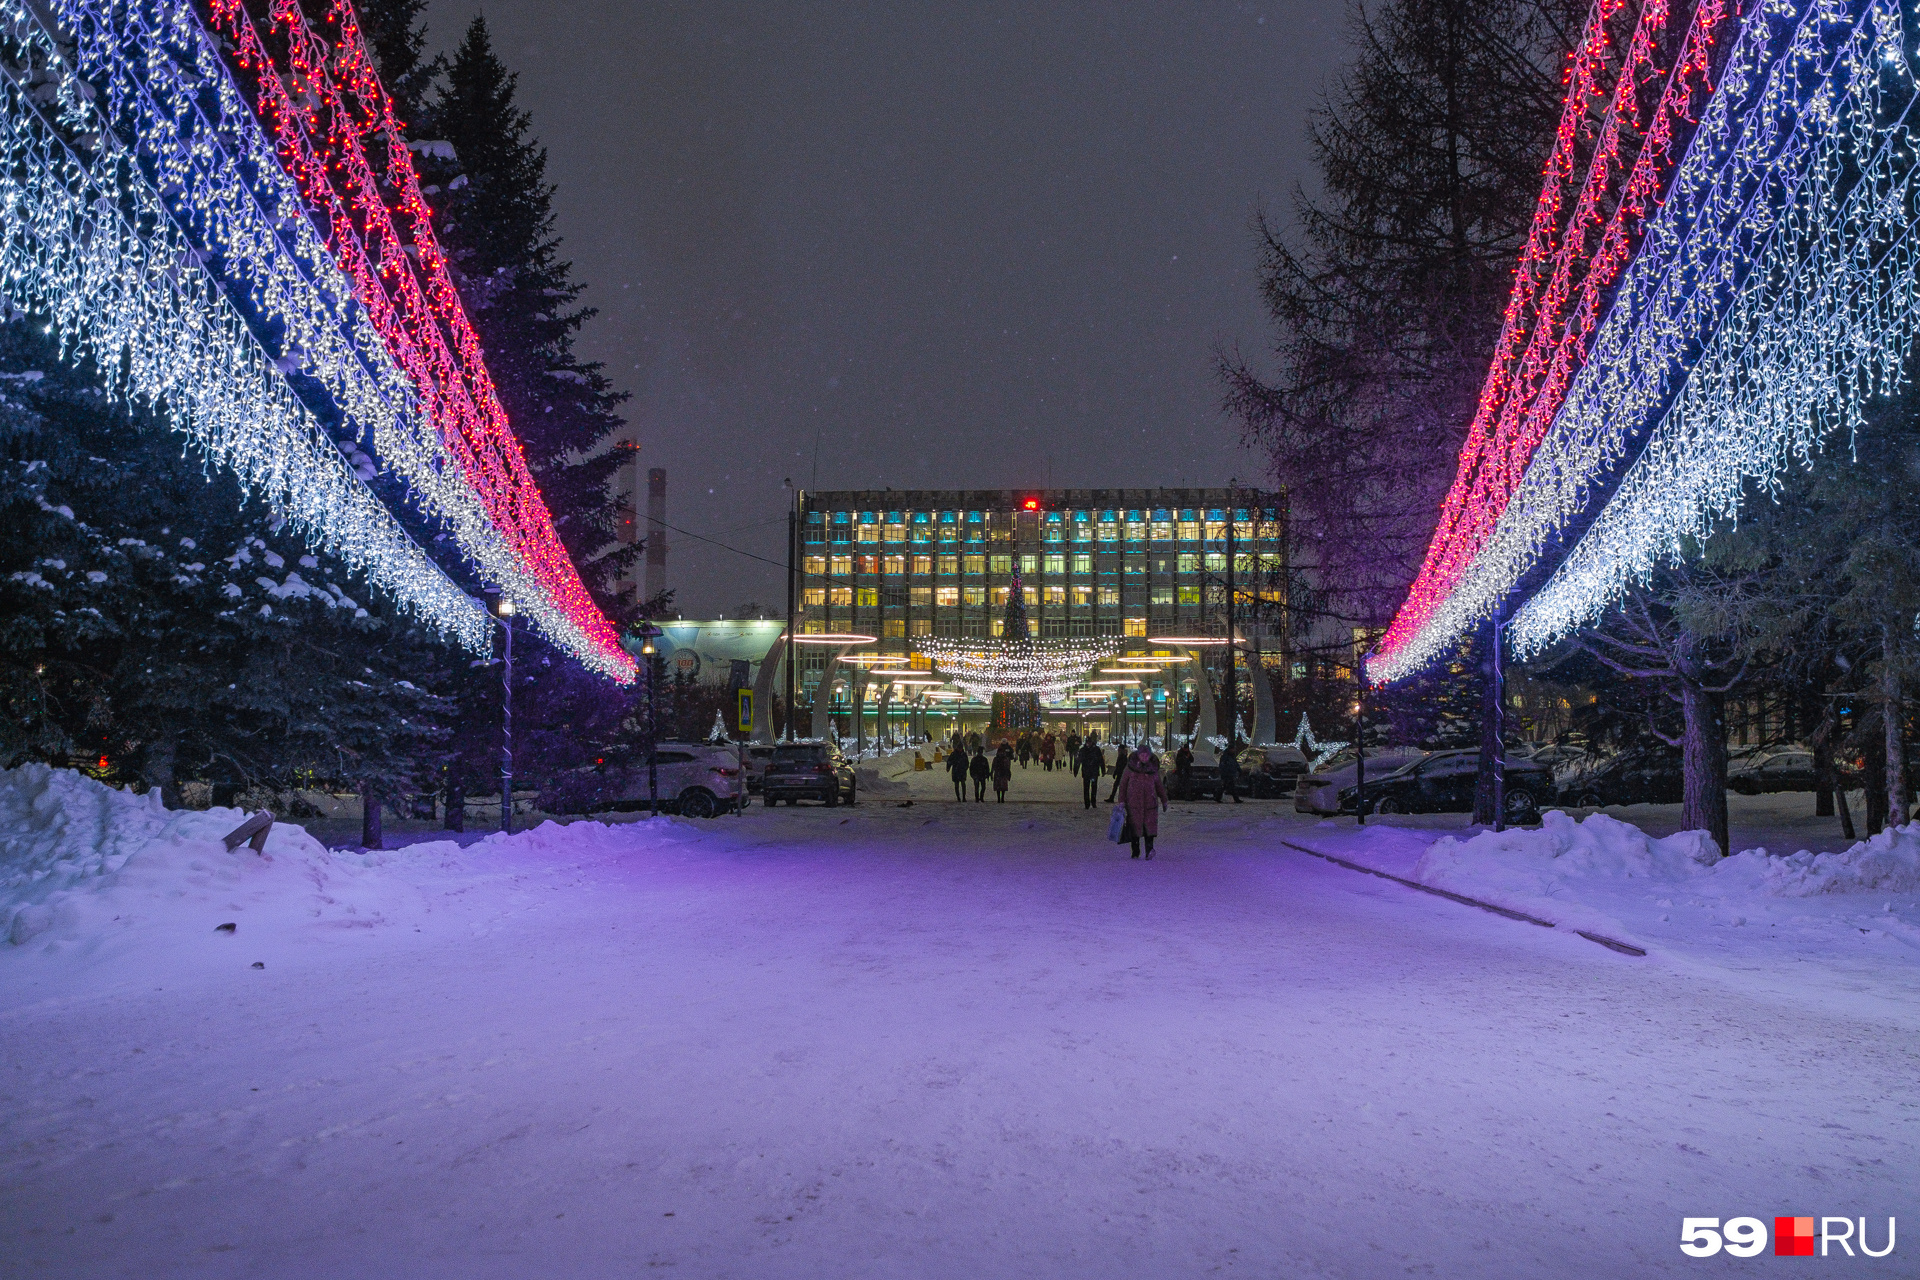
[1166,752,1224,802]
[1235,745,1311,797]
[1728,748,1829,794]
[1557,749,1684,808]
[762,741,857,806]
[1294,751,1427,815]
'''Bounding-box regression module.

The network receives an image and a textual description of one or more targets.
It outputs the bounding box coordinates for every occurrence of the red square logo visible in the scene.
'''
[1776,1216,1816,1256]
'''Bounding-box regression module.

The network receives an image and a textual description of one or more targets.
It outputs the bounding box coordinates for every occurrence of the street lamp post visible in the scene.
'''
[498,596,515,835]
[638,624,662,816]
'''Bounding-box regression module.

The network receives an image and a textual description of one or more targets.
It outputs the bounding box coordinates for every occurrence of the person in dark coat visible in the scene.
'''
[1115,744,1168,858]
[1017,734,1032,769]
[1218,742,1243,803]
[968,747,990,801]
[992,743,1014,801]
[1174,743,1194,799]
[947,743,971,801]
[1065,732,1082,775]
[1106,743,1131,803]
[1077,735,1106,808]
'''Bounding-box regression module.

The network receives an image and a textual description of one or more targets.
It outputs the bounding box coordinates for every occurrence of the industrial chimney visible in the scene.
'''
[644,467,667,603]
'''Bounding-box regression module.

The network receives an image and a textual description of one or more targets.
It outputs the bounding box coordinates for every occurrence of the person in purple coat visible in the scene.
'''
[1113,744,1168,859]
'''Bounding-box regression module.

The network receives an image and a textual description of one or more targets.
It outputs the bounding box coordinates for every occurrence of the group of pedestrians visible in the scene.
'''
[941,728,1169,860]
[1012,731,1061,772]
[945,734,1015,802]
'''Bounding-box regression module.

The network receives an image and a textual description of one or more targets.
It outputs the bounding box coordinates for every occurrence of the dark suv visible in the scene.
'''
[761,741,857,807]
[1557,749,1684,808]
[1351,749,1553,821]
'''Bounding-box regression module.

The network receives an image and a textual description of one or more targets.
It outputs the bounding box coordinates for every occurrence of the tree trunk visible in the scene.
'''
[359,778,383,850]
[1472,621,1500,825]
[1811,699,1837,819]
[1882,629,1909,826]
[1863,725,1888,835]
[142,733,181,810]
[1679,680,1729,857]
[444,778,465,833]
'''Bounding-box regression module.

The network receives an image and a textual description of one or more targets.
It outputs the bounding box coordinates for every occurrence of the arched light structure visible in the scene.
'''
[1370,0,1920,680]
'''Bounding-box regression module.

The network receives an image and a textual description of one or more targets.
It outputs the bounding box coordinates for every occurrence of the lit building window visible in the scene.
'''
[1205,519,1226,540]
[1072,553,1092,574]
[830,554,853,577]
[1044,553,1064,575]
[1071,585,1094,606]
[989,555,1013,575]
[1151,521,1172,540]
[938,555,959,575]
[803,587,826,606]
[990,618,1005,636]
[884,619,906,637]
[1019,554,1038,575]
[1024,587,1038,605]
[856,588,879,607]
[1178,585,1202,605]
[1178,553,1199,574]
[1124,617,1147,637]
[857,554,881,574]
[910,586,932,606]
[805,618,827,634]
[803,555,826,575]
[1044,585,1065,605]
[1205,553,1225,572]
[912,554,933,574]
[1125,520,1146,542]
[936,586,959,606]
[829,587,853,606]
[1071,514,1092,542]
[1097,520,1118,542]
[856,523,880,543]
[883,555,906,574]
[1177,521,1200,541]
[1098,586,1119,606]
[883,524,906,543]
[963,586,986,606]
[963,554,986,575]
[910,618,932,636]
[1151,587,1172,606]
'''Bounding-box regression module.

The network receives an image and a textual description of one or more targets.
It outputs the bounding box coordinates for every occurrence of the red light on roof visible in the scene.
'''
[1022,498,1039,510]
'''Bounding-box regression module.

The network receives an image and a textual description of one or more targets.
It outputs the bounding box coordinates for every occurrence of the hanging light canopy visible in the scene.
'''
[915,635,1114,701]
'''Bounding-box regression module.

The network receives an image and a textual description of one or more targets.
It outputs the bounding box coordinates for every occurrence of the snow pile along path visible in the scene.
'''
[1408,808,1920,1016]
[0,764,425,958]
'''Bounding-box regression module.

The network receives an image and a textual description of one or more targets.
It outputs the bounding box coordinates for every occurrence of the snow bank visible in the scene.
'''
[0,764,419,954]
[1408,809,1920,968]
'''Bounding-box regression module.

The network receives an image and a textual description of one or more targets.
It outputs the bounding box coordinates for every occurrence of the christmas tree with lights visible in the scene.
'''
[990,569,1042,735]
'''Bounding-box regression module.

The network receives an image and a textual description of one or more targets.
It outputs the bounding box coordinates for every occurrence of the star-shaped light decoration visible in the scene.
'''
[1289,714,1347,771]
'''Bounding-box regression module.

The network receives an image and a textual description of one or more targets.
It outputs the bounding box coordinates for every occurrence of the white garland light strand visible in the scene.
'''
[43,0,630,680]
[1369,0,1914,679]
[0,0,489,650]
[917,636,1118,701]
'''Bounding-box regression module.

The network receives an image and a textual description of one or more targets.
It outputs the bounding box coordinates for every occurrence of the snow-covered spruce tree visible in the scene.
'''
[369,15,646,812]
[0,321,450,822]
[1219,0,1582,806]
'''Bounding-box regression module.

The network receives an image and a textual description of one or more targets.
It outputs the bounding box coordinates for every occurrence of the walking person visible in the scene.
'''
[1174,741,1194,800]
[1078,735,1105,808]
[1218,740,1244,803]
[1039,733,1056,773]
[992,742,1013,802]
[1106,742,1130,803]
[947,742,971,801]
[1065,731,1082,776]
[1114,743,1168,859]
[1017,734,1032,770]
[969,746,990,802]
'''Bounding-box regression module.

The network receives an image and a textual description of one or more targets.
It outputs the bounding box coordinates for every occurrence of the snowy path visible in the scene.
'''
[2,764,1914,1277]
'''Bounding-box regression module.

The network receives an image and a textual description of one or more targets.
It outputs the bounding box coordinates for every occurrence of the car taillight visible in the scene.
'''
[815,763,834,774]
[711,767,739,776]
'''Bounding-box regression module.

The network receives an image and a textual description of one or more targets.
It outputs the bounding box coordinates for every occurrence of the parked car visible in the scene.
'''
[1728,748,1828,794]
[1294,750,1427,815]
[1349,749,1554,820]
[762,740,857,806]
[1557,749,1684,808]
[1234,744,1311,797]
[1167,750,1224,802]
[740,744,778,794]
[540,741,743,818]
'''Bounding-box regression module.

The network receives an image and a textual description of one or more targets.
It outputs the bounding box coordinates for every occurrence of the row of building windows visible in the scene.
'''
[801,585,1283,608]
[800,616,1155,639]
[801,552,1269,577]
[803,511,1278,545]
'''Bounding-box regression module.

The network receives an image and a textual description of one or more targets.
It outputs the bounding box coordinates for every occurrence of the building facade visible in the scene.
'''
[790,489,1285,735]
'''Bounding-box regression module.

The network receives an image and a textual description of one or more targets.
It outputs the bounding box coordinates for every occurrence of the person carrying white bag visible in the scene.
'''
[1108,744,1168,859]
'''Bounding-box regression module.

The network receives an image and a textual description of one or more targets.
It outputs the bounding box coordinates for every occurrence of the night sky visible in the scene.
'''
[425,1,1343,616]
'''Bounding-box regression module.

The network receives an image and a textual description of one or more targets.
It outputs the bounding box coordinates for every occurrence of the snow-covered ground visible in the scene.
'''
[1,760,1914,1277]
